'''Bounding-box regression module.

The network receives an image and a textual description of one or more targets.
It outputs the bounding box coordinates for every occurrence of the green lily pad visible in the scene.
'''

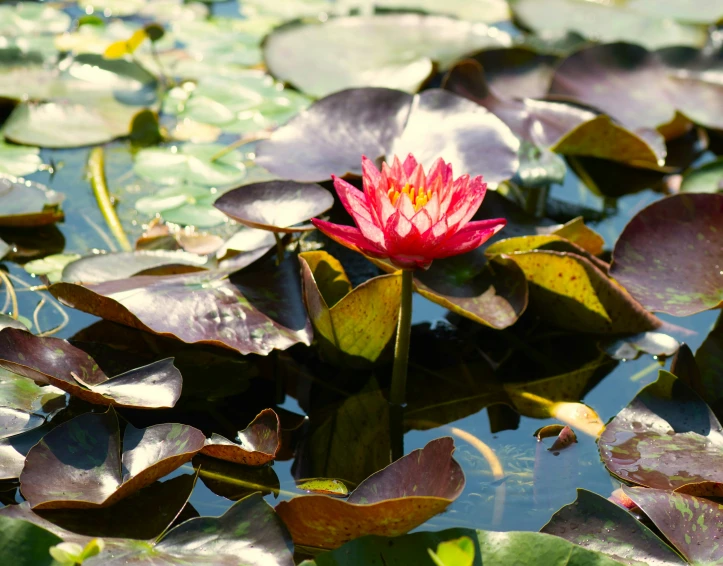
[511,0,707,50]
[0,142,42,177]
[297,478,349,497]
[200,408,281,466]
[134,143,247,188]
[372,0,510,22]
[0,514,63,566]
[50,255,312,356]
[680,157,723,193]
[276,437,465,549]
[622,486,723,565]
[24,254,81,284]
[0,3,71,36]
[428,536,476,566]
[0,176,64,227]
[263,14,512,98]
[610,193,723,316]
[0,369,65,415]
[599,370,723,491]
[299,251,400,366]
[0,328,184,409]
[20,408,206,509]
[301,527,626,565]
[541,489,686,566]
[549,43,723,135]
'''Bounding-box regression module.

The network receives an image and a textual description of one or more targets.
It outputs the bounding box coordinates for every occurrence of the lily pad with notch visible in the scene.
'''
[214,181,334,232]
[20,408,206,509]
[200,408,281,466]
[276,437,465,549]
[0,328,183,410]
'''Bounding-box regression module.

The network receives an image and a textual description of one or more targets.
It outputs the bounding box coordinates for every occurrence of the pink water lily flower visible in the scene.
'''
[311,154,506,270]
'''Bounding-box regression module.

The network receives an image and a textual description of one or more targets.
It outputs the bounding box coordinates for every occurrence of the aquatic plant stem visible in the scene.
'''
[390,269,413,406]
[88,148,132,252]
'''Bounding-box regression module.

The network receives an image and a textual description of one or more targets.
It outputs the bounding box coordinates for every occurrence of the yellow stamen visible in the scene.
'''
[388,183,432,212]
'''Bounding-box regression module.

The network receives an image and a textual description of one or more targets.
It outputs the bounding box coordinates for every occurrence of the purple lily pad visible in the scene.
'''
[549,43,723,135]
[256,88,519,187]
[20,409,206,509]
[0,328,183,409]
[214,181,334,233]
[0,407,43,440]
[541,489,686,566]
[599,370,723,491]
[200,408,281,466]
[610,193,723,316]
[622,486,723,565]
[50,254,312,356]
[0,176,64,227]
[276,437,465,549]
[0,423,51,481]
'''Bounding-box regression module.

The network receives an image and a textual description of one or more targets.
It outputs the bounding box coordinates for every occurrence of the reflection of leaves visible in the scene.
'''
[541,489,685,566]
[278,438,465,549]
[599,370,723,491]
[20,409,206,509]
[193,454,280,501]
[611,193,723,316]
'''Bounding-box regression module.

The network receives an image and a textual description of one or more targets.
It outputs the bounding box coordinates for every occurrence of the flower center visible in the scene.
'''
[387,183,433,212]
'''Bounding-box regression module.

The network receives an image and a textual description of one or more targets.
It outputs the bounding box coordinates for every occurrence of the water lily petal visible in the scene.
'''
[312,218,386,257]
[402,154,418,178]
[361,155,381,193]
[433,218,506,257]
[396,192,416,220]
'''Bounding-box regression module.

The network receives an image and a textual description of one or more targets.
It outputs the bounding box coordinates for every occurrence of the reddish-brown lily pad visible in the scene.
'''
[50,254,312,356]
[20,409,206,509]
[549,43,723,136]
[541,489,686,566]
[256,88,519,187]
[610,193,723,316]
[622,486,723,565]
[0,328,183,409]
[214,181,334,233]
[599,370,723,491]
[200,408,281,466]
[275,437,465,549]
[0,175,64,227]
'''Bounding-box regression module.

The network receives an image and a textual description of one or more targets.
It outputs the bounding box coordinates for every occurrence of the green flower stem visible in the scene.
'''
[390,269,414,406]
[88,148,132,252]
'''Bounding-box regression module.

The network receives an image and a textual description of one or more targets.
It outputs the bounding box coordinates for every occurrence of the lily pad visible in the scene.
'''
[372,0,510,22]
[610,193,723,316]
[600,332,679,361]
[50,255,312,356]
[0,423,52,481]
[200,408,281,466]
[622,486,723,565]
[512,0,707,50]
[541,489,686,566]
[193,455,281,501]
[0,514,63,566]
[20,409,205,509]
[24,253,81,284]
[133,143,247,188]
[61,250,209,284]
[299,251,401,366]
[695,314,723,417]
[0,3,71,36]
[549,43,723,135]
[256,88,519,187]
[214,181,334,232]
[680,157,723,193]
[0,328,183,409]
[0,176,64,227]
[0,407,44,440]
[301,527,627,565]
[0,368,65,415]
[0,142,43,178]
[275,437,465,549]
[263,14,511,98]
[599,370,723,491]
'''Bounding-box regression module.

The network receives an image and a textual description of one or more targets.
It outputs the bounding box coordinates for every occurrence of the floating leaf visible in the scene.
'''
[299,251,401,366]
[0,176,64,227]
[534,424,566,441]
[0,514,62,566]
[0,424,52,481]
[301,527,627,565]
[680,157,723,193]
[51,255,312,356]
[512,0,706,50]
[214,181,334,232]
[610,193,723,316]
[276,437,464,549]
[133,143,246,187]
[0,3,71,36]
[20,409,205,509]
[297,479,349,498]
[0,142,43,178]
[0,328,183,409]
[200,408,280,466]
[550,43,723,135]
[24,253,81,284]
[0,407,44,440]
[256,88,519,187]
[372,0,510,22]
[548,217,605,257]
[600,332,679,361]
[549,426,577,452]
[622,486,723,565]
[541,489,686,566]
[194,454,281,501]
[429,536,476,566]
[695,314,723,417]
[0,368,65,415]
[599,370,723,491]
[263,14,511,98]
